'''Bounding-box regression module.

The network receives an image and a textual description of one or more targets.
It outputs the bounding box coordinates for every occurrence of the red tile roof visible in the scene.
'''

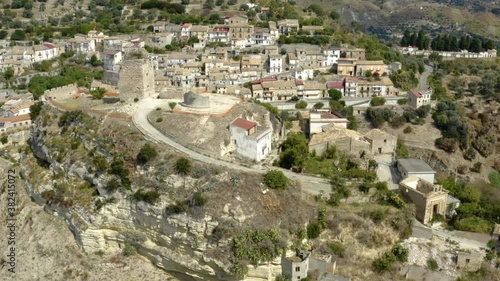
[0,114,31,123]
[182,23,192,28]
[231,118,256,130]
[326,81,343,89]
[295,80,304,85]
[412,90,422,98]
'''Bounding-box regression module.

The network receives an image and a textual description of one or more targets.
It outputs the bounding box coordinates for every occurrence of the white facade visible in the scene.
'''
[322,47,341,67]
[229,118,272,162]
[309,111,348,134]
[268,55,283,74]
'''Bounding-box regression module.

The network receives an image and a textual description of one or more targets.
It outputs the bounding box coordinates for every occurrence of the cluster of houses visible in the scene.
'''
[0,92,33,133]
[397,46,497,59]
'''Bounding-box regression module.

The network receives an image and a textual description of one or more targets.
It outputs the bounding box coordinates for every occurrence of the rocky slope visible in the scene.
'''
[15,106,308,280]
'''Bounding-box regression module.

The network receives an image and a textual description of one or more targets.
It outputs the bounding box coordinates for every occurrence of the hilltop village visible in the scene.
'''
[0,6,499,281]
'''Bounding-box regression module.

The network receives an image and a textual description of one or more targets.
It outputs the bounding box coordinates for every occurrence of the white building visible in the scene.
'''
[408,88,432,109]
[229,118,272,162]
[268,55,283,74]
[396,158,436,184]
[322,46,341,68]
[309,111,348,134]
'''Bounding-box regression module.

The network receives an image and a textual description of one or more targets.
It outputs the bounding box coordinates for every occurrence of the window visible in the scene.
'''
[465,259,470,263]
[384,139,387,143]
[295,266,300,272]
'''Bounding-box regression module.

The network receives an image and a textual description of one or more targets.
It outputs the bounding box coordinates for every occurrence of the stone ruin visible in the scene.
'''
[118,48,155,102]
[181,91,210,108]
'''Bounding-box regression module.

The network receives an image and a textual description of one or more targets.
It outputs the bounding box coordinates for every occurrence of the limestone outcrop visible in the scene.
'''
[20,111,284,281]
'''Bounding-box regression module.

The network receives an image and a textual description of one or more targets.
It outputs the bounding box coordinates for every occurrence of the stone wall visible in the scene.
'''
[118,50,155,101]
[44,84,78,99]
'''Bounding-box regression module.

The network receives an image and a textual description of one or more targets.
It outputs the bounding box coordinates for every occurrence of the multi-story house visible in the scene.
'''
[341,47,366,60]
[344,77,358,97]
[102,50,122,71]
[277,19,299,36]
[209,25,230,43]
[268,54,283,74]
[322,46,341,68]
[337,58,357,76]
[408,88,432,109]
[356,77,396,97]
[67,37,96,54]
[355,60,387,77]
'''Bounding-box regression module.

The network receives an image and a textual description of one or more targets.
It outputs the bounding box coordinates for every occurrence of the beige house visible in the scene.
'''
[408,88,432,109]
[309,126,371,156]
[341,47,366,60]
[364,129,397,154]
[399,176,448,224]
[306,110,348,135]
[302,82,326,99]
[0,114,31,132]
[277,19,299,35]
[357,77,396,97]
[355,60,387,76]
[251,78,297,101]
[337,58,357,76]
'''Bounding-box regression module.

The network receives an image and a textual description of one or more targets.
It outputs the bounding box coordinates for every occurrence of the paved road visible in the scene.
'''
[133,98,332,195]
[418,65,433,90]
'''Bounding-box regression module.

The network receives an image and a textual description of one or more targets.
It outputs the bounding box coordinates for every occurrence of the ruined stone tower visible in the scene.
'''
[118,48,154,101]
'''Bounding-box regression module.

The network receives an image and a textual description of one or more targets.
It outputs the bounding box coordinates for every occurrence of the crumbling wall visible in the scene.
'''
[44,84,78,99]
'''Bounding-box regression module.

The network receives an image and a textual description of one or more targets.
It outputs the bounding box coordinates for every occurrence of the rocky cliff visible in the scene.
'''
[19,107,306,280]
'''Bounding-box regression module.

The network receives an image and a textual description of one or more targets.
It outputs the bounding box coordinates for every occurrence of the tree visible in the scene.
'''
[295,100,307,109]
[416,104,431,117]
[90,88,106,99]
[3,67,14,81]
[306,222,322,239]
[0,30,8,39]
[329,10,340,20]
[168,102,176,111]
[263,170,288,190]
[10,29,26,41]
[370,96,386,106]
[470,38,482,53]
[137,143,158,164]
[181,0,190,4]
[0,135,8,145]
[29,102,43,120]
[313,102,324,110]
[90,54,103,67]
[175,157,191,175]
[328,89,342,101]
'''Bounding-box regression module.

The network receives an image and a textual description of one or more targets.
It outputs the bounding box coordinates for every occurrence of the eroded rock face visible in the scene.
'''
[22,123,282,281]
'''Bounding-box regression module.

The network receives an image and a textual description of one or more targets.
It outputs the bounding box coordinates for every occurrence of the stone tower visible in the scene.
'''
[118,48,155,101]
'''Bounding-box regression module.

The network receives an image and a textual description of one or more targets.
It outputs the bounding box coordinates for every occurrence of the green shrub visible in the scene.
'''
[90,88,106,99]
[123,243,137,256]
[373,252,395,272]
[175,157,191,175]
[431,213,445,223]
[165,201,187,215]
[29,102,43,120]
[156,117,163,122]
[306,222,322,239]
[192,191,207,207]
[232,229,283,265]
[369,208,388,223]
[133,97,139,102]
[397,98,408,105]
[328,242,345,257]
[454,216,491,233]
[488,171,500,187]
[403,126,412,134]
[392,244,409,262]
[169,102,176,110]
[105,178,120,192]
[370,96,386,106]
[93,154,108,172]
[263,170,288,190]
[229,262,249,277]
[131,189,160,204]
[426,259,438,271]
[0,135,8,144]
[295,100,308,109]
[137,143,158,164]
[377,190,406,209]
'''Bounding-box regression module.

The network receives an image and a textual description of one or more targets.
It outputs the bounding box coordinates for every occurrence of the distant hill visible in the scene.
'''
[322,0,499,42]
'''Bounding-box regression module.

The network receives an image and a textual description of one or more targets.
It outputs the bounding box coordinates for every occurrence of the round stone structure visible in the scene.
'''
[182,91,210,108]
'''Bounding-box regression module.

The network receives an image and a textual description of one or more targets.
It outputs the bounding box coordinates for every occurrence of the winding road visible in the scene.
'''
[418,65,433,90]
[133,98,332,195]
